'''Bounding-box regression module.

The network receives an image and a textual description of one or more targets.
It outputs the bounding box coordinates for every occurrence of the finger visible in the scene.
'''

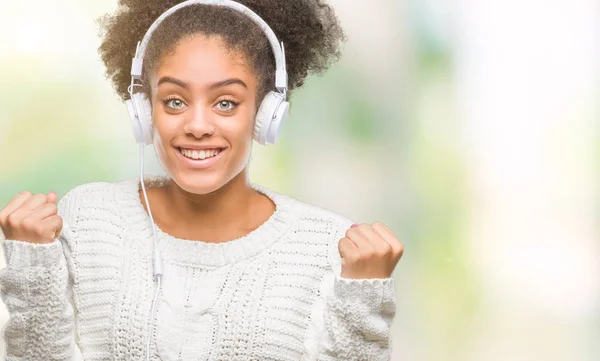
[357,224,390,253]
[346,224,376,252]
[372,222,404,255]
[40,215,63,239]
[7,194,48,223]
[19,193,48,212]
[27,203,58,222]
[46,191,58,204]
[338,237,358,259]
[0,191,33,220]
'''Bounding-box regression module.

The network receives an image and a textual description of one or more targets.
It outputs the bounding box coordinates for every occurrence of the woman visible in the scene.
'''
[0,1,403,360]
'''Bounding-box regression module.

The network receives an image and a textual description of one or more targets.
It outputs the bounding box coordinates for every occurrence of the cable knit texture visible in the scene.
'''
[0,175,396,360]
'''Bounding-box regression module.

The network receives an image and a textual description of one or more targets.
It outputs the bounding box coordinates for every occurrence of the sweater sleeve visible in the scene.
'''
[302,217,397,361]
[0,194,83,361]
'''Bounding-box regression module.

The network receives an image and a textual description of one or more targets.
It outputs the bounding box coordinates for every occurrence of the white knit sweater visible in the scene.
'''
[0,175,396,361]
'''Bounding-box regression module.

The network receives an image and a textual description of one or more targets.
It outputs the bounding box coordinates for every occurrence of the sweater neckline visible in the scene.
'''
[119,175,296,267]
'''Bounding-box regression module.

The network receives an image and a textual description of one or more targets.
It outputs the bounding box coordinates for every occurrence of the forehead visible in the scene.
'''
[152,34,255,87]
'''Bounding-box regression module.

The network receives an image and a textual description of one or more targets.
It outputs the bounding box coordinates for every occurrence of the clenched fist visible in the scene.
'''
[338,222,404,279]
[0,191,63,244]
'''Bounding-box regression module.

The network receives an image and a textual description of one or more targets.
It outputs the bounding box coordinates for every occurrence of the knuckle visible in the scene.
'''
[348,224,364,233]
[372,221,385,230]
[396,243,405,256]
[390,246,403,258]
[6,214,19,227]
[353,255,365,264]
[21,217,35,230]
[343,254,357,264]
[350,250,364,261]
[17,191,32,198]
[392,237,404,248]
[363,249,377,259]
[380,243,392,254]
[348,223,362,231]
[33,225,47,237]
[374,222,392,235]
[374,249,388,259]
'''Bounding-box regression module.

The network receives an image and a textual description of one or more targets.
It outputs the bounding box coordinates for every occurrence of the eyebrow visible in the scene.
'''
[157,76,189,89]
[157,76,247,90]
[210,78,247,90]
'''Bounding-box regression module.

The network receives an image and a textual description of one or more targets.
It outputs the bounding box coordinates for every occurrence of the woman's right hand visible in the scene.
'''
[0,191,63,244]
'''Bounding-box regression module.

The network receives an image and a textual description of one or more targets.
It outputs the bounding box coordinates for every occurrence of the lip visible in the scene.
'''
[177,144,226,151]
[175,147,225,169]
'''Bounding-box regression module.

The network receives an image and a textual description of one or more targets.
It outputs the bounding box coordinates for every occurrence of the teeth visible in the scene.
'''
[180,148,221,160]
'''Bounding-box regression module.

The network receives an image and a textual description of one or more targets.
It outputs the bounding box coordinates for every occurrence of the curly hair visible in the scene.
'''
[97,0,346,102]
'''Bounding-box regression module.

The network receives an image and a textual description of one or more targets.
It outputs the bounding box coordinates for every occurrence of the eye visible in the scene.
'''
[215,99,238,112]
[163,98,186,110]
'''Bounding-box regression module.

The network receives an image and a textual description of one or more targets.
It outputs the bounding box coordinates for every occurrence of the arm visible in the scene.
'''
[0,194,82,361]
[303,272,396,361]
[323,275,396,360]
[302,217,399,361]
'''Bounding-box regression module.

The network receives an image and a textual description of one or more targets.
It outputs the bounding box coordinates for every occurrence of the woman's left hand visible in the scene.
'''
[338,222,404,279]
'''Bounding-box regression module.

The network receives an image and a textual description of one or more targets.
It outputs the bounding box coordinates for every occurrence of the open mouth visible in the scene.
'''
[177,147,224,161]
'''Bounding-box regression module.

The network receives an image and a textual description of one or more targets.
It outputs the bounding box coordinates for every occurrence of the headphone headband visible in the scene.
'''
[130,0,288,92]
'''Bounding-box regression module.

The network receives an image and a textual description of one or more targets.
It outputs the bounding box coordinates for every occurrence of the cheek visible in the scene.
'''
[151,115,177,167]
[220,109,256,169]
[152,128,165,152]
[221,107,256,143]
[152,124,168,169]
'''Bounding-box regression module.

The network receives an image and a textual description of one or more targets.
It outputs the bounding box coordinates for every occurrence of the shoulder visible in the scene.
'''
[289,197,355,236]
[57,177,139,228]
[259,184,355,236]
[259,185,355,273]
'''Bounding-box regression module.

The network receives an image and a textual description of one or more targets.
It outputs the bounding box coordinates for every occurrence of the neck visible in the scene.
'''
[153,169,275,243]
[169,170,255,223]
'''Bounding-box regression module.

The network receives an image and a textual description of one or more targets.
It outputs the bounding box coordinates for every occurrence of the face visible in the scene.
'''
[149,35,259,195]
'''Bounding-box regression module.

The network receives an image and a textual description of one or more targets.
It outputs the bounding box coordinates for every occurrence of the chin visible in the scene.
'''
[170,171,230,195]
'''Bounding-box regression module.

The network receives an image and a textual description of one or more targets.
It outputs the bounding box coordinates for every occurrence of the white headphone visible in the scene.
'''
[125,0,290,146]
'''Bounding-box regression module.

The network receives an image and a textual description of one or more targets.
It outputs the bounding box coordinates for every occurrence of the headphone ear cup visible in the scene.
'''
[138,94,153,144]
[254,91,289,145]
[125,93,153,145]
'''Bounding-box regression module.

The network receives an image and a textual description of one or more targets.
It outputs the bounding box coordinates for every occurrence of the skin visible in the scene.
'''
[139,34,274,243]
[0,33,404,279]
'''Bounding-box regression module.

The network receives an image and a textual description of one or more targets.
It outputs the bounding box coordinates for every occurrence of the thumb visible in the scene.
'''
[47,191,58,204]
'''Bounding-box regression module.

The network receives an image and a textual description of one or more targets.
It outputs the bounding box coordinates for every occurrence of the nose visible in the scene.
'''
[182,106,214,139]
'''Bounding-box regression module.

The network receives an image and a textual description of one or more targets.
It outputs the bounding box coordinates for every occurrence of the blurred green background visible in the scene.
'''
[0,0,598,360]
